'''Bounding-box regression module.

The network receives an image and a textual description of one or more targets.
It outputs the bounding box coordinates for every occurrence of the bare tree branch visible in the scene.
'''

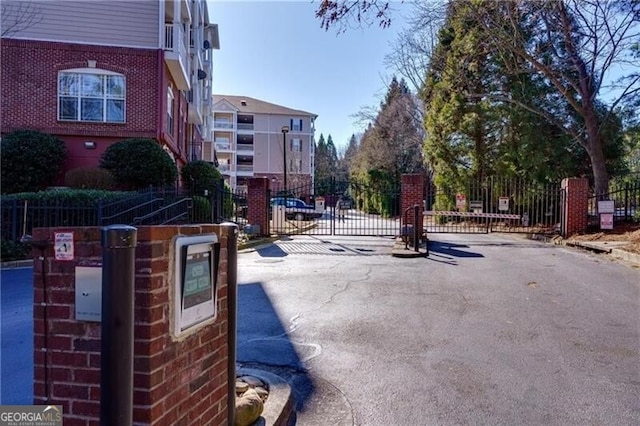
[1,0,43,38]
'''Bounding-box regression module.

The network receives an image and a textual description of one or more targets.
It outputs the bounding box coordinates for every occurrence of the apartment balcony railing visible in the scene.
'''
[215,142,231,151]
[236,165,254,173]
[218,164,230,172]
[236,123,254,131]
[214,121,234,129]
[164,23,190,91]
[236,143,254,152]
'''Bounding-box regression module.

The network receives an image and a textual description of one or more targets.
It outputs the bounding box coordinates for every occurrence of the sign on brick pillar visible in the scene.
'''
[247,177,270,236]
[561,177,589,237]
[401,174,425,237]
[31,225,233,425]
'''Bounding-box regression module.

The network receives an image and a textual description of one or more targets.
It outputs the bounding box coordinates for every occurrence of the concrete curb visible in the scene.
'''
[236,367,296,426]
[391,237,428,258]
[528,233,640,267]
[0,259,34,269]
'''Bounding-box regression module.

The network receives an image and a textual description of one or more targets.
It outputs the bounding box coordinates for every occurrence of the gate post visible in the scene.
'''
[561,177,589,237]
[247,177,270,236]
[401,174,424,239]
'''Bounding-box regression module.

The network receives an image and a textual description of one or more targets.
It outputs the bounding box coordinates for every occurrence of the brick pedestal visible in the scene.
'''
[401,174,424,238]
[561,177,589,237]
[32,224,235,425]
[247,177,270,236]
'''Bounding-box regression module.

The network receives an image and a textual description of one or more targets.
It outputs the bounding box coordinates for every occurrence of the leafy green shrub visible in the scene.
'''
[100,138,177,189]
[181,160,223,195]
[1,239,30,261]
[190,196,211,223]
[2,188,132,205]
[65,167,116,190]
[1,129,68,194]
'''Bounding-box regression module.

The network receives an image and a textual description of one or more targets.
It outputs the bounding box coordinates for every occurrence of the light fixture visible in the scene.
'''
[84,141,96,149]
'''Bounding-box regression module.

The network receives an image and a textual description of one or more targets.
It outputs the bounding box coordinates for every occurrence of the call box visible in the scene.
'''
[174,234,220,336]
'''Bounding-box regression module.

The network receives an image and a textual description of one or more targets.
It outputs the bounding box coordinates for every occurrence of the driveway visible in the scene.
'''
[2,233,638,425]
[237,234,640,425]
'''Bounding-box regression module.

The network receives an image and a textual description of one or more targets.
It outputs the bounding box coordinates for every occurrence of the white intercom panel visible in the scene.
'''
[174,234,220,336]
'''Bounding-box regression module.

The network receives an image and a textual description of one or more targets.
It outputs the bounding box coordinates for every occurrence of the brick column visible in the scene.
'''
[247,177,270,236]
[32,224,233,425]
[561,177,589,237]
[401,174,424,238]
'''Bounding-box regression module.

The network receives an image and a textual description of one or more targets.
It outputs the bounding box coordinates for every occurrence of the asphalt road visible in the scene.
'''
[237,233,640,426]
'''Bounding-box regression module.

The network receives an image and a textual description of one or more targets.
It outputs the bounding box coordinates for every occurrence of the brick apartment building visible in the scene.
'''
[0,0,219,183]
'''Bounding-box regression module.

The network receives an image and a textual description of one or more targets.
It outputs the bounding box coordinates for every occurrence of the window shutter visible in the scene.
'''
[290,119,293,129]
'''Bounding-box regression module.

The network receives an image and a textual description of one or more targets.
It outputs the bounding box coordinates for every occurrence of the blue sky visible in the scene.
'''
[208,0,411,151]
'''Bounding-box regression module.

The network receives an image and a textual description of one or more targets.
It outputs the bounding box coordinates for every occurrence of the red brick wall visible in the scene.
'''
[401,174,425,237]
[561,177,589,237]
[247,177,270,236]
[1,39,190,182]
[31,225,233,426]
[1,39,159,137]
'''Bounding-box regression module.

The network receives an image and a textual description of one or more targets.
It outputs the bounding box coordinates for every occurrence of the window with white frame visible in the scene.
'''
[167,86,175,134]
[291,138,302,152]
[58,69,125,123]
[290,118,303,132]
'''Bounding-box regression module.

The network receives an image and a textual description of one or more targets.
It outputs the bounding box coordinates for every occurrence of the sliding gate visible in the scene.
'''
[425,177,563,234]
[270,178,401,236]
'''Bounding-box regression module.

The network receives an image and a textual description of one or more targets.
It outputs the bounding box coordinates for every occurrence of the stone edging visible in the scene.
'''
[236,367,295,426]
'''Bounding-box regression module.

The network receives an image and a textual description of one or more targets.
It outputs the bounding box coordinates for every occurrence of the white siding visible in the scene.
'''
[1,0,160,48]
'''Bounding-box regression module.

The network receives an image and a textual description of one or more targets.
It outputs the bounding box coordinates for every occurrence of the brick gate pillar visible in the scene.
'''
[32,224,234,425]
[247,177,270,236]
[401,174,424,238]
[561,177,589,237]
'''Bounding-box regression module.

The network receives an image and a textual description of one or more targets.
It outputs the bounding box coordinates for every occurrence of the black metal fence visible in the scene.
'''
[587,175,640,228]
[1,185,248,243]
[425,176,563,234]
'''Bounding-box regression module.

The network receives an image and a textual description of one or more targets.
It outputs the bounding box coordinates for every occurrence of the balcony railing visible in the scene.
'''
[215,142,231,151]
[164,23,187,58]
[237,143,254,152]
[236,165,254,173]
[218,164,230,172]
[236,123,254,131]
[214,120,233,129]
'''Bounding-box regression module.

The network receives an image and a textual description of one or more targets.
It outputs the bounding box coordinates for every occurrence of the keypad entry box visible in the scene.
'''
[174,234,220,336]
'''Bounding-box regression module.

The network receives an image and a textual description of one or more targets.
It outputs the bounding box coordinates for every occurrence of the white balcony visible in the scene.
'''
[237,143,254,153]
[214,120,234,129]
[236,123,254,131]
[236,165,254,175]
[218,163,230,172]
[164,23,190,91]
[215,142,231,151]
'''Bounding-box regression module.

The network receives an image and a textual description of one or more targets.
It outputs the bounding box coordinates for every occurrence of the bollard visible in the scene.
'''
[100,225,137,426]
[222,223,239,426]
[413,205,419,253]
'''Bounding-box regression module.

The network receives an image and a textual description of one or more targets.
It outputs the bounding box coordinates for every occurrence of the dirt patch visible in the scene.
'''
[568,222,640,255]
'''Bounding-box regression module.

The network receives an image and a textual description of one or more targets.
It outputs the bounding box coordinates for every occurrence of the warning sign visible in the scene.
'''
[498,196,510,211]
[455,194,466,210]
[600,213,613,230]
[54,232,74,261]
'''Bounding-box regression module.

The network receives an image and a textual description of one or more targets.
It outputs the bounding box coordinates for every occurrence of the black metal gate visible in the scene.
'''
[425,176,562,234]
[269,177,401,236]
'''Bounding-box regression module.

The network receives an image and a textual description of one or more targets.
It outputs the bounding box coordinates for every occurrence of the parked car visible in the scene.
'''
[270,197,322,221]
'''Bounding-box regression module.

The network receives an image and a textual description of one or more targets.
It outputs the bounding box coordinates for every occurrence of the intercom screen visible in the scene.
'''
[183,251,212,309]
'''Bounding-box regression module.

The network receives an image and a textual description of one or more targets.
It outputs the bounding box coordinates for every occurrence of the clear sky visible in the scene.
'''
[208,0,410,151]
